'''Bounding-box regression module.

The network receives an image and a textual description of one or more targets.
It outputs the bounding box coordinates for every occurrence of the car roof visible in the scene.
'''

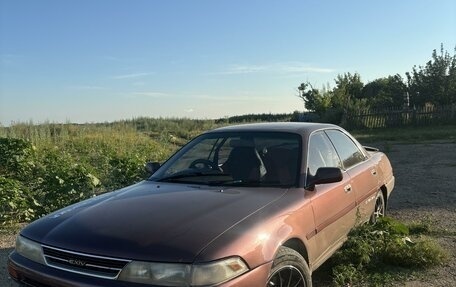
[207,122,339,136]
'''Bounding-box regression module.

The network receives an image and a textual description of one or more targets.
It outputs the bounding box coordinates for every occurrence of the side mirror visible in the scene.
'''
[145,162,161,175]
[306,167,343,190]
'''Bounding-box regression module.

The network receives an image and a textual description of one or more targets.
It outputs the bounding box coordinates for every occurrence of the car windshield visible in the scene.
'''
[150,131,301,187]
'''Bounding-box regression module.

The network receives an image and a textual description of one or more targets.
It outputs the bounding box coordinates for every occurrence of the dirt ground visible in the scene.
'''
[1,142,455,286]
[382,141,456,286]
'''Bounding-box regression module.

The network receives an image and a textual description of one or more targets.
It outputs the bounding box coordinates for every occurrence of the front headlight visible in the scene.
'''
[118,257,249,286]
[118,261,190,286]
[15,235,45,264]
[191,257,248,286]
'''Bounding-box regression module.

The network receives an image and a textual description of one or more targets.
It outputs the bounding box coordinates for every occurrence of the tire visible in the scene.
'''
[370,191,385,224]
[267,246,312,287]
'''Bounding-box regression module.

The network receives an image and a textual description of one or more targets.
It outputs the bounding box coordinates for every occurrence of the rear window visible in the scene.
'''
[325,130,365,169]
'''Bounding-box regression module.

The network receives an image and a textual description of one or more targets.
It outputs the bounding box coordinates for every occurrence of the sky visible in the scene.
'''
[1,0,455,125]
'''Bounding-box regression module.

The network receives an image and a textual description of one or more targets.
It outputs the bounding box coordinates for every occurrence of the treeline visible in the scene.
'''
[298,44,456,124]
[215,113,296,124]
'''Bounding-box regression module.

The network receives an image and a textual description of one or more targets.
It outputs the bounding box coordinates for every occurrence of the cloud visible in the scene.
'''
[218,62,335,75]
[103,55,125,62]
[186,108,195,113]
[129,92,168,98]
[103,55,144,63]
[112,72,153,80]
[223,64,268,74]
[0,54,23,66]
[132,81,146,86]
[70,85,107,90]
[278,63,335,73]
[196,94,278,102]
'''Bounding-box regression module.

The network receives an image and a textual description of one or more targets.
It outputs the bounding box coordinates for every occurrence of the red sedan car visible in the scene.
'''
[8,122,394,287]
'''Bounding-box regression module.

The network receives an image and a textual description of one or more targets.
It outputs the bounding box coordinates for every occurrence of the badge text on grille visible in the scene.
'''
[68,259,87,267]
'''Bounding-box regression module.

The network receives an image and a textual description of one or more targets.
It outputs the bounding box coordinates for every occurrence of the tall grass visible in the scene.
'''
[0,119,199,224]
[351,124,456,143]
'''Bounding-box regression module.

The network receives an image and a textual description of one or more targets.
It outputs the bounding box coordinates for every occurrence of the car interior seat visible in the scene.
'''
[264,148,298,185]
[224,145,267,182]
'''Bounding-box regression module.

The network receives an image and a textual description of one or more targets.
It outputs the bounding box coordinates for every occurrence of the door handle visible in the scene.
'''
[371,169,377,176]
[344,184,352,193]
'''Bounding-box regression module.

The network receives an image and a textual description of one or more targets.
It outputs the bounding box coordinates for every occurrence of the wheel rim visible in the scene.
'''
[267,265,306,287]
[373,195,385,219]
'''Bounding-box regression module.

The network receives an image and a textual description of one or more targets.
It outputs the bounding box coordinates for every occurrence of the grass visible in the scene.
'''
[327,217,449,287]
[3,118,455,146]
[351,124,456,143]
[0,223,22,235]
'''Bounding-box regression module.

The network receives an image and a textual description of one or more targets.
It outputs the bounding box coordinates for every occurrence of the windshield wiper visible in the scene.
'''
[209,180,292,188]
[158,171,230,182]
[210,180,262,187]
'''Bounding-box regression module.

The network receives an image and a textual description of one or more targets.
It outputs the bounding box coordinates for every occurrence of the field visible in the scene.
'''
[1,121,456,286]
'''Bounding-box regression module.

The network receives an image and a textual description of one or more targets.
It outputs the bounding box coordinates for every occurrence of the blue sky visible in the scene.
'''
[1,0,455,125]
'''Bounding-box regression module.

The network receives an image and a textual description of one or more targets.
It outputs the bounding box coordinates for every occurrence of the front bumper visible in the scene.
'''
[8,251,272,287]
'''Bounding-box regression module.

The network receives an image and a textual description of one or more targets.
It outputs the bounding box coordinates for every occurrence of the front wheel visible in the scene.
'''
[267,246,312,287]
[370,191,385,224]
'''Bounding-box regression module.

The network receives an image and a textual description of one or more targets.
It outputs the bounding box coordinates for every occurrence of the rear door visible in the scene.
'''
[325,129,379,223]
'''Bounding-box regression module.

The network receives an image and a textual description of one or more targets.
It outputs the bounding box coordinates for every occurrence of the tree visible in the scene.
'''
[330,73,364,110]
[297,82,330,115]
[295,44,456,127]
[406,44,456,106]
[362,74,407,109]
[297,74,368,124]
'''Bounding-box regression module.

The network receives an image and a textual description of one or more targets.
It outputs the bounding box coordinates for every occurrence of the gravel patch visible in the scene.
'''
[385,142,456,287]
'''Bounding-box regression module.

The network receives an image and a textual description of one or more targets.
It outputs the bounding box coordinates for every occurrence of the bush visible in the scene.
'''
[105,155,148,189]
[0,126,175,224]
[0,177,39,224]
[0,137,35,178]
[383,237,447,268]
[0,138,41,224]
[331,217,448,286]
[332,264,360,287]
[31,145,100,215]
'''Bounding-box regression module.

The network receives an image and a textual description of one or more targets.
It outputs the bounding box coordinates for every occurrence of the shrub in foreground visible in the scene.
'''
[331,217,448,286]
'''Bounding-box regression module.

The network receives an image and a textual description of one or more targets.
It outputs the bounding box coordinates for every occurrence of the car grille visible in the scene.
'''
[42,245,130,279]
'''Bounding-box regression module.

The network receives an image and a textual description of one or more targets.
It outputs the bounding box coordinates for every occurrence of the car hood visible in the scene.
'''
[21,181,287,263]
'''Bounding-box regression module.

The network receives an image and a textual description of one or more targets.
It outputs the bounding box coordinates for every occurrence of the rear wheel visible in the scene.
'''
[267,246,312,287]
[370,191,385,224]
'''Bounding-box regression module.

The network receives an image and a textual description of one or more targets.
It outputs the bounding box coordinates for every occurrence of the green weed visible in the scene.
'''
[408,217,433,235]
[352,125,456,143]
[330,217,448,286]
[0,124,177,224]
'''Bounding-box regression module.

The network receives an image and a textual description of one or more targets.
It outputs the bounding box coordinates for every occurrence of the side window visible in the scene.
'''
[325,130,365,169]
[307,131,342,175]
